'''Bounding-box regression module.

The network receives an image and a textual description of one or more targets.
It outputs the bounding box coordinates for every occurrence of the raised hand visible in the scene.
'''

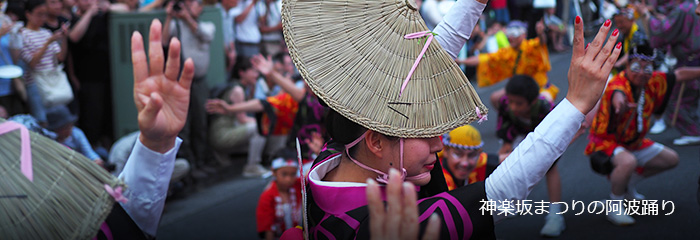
[132,19,194,153]
[367,169,441,240]
[566,17,622,114]
[251,54,274,76]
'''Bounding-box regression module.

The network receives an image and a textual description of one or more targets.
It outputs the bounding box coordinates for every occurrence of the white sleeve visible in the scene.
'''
[432,0,486,59]
[118,135,182,236]
[485,99,585,223]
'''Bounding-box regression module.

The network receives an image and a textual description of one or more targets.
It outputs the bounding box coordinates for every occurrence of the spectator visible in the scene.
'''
[68,0,126,147]
[43,0,68,32]
[162,0,216,179]
[0,8,25,117]
[256,152,302,240]
[232,0,263,57]
[45,105,104,166]
[21,0,69,126]
[543,7,567,52]
[491,0,509,24]
[439,125,488,190]
[217,0,238,77]
[612,7,647,71]
[207,56,271,178]
[258,0,282,56]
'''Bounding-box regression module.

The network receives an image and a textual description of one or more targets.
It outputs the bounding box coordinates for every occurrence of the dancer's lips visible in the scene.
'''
[424,161,436,170]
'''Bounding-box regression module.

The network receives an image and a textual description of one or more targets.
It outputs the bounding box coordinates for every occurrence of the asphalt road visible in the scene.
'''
[158,49,700,239]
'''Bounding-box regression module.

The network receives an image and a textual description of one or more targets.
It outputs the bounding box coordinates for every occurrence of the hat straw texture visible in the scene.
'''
[283,0,487,138]
[0,118,120,239]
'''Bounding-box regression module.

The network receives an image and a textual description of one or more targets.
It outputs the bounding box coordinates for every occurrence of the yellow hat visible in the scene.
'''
[442,125,483,150]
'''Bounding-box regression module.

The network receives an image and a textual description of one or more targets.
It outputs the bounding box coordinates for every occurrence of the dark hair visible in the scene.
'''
[7,0,26,21]
[25,0,46,14]
[232,55,253,79]
[505,75,540,103]
[325,108,399,156]
[272,52,288,63]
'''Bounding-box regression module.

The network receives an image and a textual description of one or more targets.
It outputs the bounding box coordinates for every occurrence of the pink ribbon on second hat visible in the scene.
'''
[0,121,33,182]
[104,184,128,203]
[400,31,437,97]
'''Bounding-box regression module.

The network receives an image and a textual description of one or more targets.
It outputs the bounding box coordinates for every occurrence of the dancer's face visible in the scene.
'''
[444,147,481,181]
[506,94,534,118]
[626,59,653,87]
[378,135,443,186]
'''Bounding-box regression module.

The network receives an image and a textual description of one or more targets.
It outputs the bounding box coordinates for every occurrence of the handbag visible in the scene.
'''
[33,64,73,107]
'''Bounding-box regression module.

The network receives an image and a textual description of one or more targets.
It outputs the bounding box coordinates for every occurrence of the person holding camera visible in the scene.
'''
[162,0,216,179]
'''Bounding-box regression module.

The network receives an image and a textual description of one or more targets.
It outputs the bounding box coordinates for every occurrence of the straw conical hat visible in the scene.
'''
[0,118,121,239]
[282,0,487,138]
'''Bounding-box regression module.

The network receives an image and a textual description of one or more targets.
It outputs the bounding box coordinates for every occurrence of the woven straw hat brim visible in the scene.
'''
[0,118,120,240]
[282,0,487,138]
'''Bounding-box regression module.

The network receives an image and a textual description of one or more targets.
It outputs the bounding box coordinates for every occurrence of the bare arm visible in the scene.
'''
[68,5,98,43]
[205,98,264,115]
[455,55,480,66]
[251,54,306,102]
[674,67,700,82]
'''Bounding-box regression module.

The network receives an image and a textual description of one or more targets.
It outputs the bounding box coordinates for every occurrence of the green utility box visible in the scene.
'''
[109,7,226,139]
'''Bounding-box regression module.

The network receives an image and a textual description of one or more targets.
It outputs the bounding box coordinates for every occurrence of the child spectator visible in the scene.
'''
[45,105,104,166]
[439,124,488,190]
[256,151,302,240]
[162,0,216,178]
[21,0,69,126]
[496,75,565,237]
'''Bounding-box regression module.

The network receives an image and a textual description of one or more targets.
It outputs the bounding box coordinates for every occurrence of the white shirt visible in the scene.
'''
[231,0,265,44]
[260,0,283,42]
[219,4,237,47]
[119,135,182,236]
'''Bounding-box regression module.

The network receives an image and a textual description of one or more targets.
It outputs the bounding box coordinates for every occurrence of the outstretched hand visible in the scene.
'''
[205,99,231,115]
[367,169,441,240]
[566,17,622,114]
[132,19,194,153]
[251,54,274,76]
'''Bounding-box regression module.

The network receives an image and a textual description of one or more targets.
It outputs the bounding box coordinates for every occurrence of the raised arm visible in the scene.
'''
[119,19,194,236]
[484,17,622,223]
[251,54,305,102]
[432,0,488,59]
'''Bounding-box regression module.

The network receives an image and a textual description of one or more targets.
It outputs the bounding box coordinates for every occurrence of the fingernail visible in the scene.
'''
[616,42,622,49]
[366,178,376,186]
[576,16,581,24]
[612,29,619,36]
[604,19,611,27]
[586,43,590,49]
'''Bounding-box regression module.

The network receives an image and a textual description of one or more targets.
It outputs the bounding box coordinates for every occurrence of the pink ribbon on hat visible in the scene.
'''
[475,107,488,124]
[400,31,437,97]
[104,184,128,203]
[0,121,33,182]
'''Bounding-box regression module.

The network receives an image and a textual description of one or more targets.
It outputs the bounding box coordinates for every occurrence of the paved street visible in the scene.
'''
[158,49,700,239]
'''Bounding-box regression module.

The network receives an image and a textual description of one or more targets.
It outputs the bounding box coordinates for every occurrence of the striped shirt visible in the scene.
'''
[20,28,60,83]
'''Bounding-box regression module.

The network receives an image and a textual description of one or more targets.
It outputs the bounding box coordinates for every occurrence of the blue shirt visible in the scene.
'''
[61,127,101,161]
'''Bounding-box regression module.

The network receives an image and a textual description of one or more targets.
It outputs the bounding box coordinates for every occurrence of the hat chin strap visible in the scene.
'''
[345,132,431,184]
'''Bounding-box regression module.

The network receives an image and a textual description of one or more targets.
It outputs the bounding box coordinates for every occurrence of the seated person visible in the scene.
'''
[45,105,104,167]
[256,150,302,239]
[439,124,488,190]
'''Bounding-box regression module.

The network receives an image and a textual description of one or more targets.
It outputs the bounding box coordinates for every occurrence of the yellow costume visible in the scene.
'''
[476,38,559,99]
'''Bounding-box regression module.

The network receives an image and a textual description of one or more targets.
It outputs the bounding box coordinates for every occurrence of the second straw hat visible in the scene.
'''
[282,0,487,138]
